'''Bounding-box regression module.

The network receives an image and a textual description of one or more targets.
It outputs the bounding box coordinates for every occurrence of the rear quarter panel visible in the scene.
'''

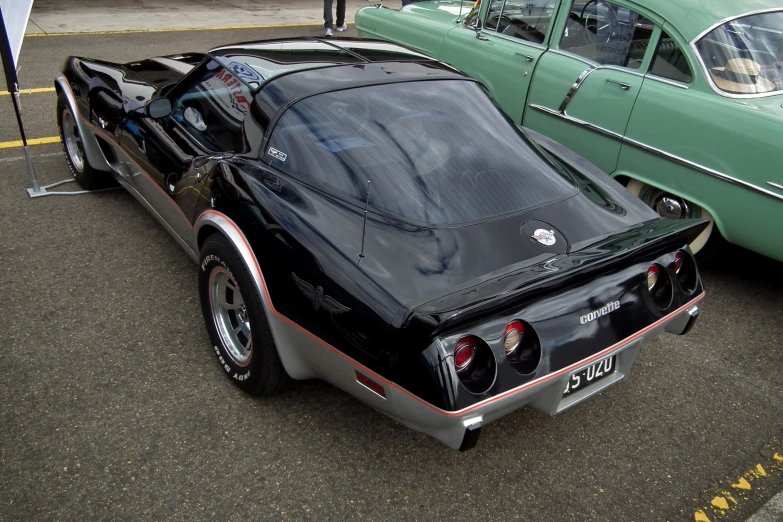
[620,77,783,261]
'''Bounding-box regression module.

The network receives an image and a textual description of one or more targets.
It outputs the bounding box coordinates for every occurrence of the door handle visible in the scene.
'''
[606,79,631,91]
[515,52,535,62]
[476,31,489,41]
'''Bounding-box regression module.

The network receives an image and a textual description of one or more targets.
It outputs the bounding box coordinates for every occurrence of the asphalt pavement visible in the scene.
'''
[1,25,783,522]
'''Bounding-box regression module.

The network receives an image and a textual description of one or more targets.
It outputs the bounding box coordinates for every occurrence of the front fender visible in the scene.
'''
[55,72,112,172]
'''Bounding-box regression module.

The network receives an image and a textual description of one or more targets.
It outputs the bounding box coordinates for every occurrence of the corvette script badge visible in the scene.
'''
[531,229,556,246]
[292,273,350,314]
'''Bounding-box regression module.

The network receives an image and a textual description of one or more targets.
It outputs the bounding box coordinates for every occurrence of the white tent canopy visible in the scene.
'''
[0,0,33,72]
[0,0,71,198]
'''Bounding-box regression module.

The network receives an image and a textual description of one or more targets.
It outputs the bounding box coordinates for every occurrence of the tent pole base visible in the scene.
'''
[26,178,119,198]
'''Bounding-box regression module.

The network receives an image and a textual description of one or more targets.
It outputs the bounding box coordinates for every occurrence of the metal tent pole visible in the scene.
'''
[13,82,115,198]
[8,81,43,195]
[0,5,113,198]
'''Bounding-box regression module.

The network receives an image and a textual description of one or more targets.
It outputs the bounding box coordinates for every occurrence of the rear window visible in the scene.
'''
[266,80,577,224]
[696,11,783,95]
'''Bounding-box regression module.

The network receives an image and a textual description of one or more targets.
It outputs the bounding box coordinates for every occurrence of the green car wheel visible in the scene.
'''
[626,180,720,260]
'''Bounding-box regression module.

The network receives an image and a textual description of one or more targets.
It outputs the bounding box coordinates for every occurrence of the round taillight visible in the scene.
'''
[454,337,477,373]
[647,265,660,291]
[674,251,684,274]
[504,320,524,355]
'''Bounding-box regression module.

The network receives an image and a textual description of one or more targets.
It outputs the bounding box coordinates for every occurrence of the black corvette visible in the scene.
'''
[55,37,706,450]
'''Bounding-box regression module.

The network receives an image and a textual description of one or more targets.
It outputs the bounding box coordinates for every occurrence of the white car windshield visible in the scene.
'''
[696,11,783,95]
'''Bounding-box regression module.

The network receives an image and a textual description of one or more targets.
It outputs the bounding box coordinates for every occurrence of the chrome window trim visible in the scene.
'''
[483,0,501,31]
[646,74,689,90]
[529,103,783,203]
[596,64,645,78]
[689,7,783,43]
[549,48,595,67]
[548,49,646,78]
[688,8,783,100]
[480,1,548,49]
[486,30,547,50]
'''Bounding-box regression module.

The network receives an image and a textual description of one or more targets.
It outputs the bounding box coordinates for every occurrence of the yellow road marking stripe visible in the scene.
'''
[0,87,55,96]
[26,21,354,38]
[0,137,60,149]
[693,451,783,521]
[731,477,751,490]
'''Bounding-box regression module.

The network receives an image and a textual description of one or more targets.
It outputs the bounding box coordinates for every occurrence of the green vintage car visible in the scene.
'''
[356,0,783,261]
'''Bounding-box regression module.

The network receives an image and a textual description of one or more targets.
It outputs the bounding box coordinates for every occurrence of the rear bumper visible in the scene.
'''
[387,293,704,450]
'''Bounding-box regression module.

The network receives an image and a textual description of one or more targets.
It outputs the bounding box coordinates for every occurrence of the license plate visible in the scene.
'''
[563,355,616,396]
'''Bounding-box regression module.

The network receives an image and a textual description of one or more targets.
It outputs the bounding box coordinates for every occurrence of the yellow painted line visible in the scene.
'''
[731,477,751,490]
[0,137,60,149]
[692,449,783,521]
[26,21,354,38]
[0,87,55,96]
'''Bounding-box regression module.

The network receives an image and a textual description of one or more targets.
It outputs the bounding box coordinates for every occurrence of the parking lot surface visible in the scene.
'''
[1,25,782,522]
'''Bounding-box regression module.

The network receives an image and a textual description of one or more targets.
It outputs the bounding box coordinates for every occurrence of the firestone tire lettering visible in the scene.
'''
[199,233,289,395]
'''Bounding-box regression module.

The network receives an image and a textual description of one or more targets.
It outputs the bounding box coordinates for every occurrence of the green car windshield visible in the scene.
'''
[696,11,783,95]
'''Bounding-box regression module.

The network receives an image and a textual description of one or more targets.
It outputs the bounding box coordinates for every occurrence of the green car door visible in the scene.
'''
[439,1,558,124]
[524,0,659,174]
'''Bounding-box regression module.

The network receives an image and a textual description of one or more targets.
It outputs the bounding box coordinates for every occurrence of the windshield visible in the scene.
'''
[265,80,577,225]
[696,11,783,95]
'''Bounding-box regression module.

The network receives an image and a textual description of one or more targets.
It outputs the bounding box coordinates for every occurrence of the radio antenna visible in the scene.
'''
[358,180,371,262]
[457,0,465,23]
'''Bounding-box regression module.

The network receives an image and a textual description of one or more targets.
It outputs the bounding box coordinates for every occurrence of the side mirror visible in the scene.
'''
[144,98,172,119]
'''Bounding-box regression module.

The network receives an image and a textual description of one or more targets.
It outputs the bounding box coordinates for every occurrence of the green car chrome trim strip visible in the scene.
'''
[529,104,783,204]
[530,104,624,141]
[559,67,596,113]
[622,137,783,202]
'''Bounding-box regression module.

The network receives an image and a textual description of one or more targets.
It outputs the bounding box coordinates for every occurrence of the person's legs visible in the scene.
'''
[336,0,346,27]
[323,0,334,29]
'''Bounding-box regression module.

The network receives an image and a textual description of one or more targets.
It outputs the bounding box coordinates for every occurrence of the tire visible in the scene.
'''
[626,179,723,262]
[199,233,290,395]
[57,91,113,190]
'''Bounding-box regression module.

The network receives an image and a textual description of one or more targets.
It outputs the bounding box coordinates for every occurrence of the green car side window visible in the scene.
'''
[483,0,555,45]
[559,0,653,69]
[649,31,692,84]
